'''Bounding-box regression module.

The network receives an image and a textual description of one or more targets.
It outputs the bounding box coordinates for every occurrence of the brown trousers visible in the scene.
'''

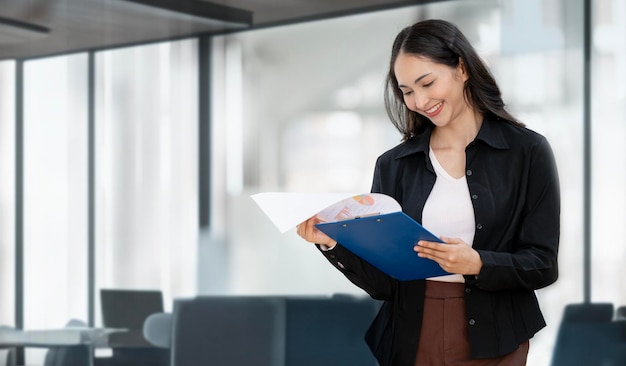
[415,281,529,366]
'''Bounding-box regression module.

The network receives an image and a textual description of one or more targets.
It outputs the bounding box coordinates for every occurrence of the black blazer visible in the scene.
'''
[320,116,561,366]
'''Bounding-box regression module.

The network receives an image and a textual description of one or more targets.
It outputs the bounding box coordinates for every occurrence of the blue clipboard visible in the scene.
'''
[316,212,449,281]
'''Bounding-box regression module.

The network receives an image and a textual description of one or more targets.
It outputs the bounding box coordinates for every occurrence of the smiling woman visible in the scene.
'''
[297,19,560,366]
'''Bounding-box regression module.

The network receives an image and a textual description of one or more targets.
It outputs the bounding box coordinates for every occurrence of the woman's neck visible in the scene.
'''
[430,110,483,150]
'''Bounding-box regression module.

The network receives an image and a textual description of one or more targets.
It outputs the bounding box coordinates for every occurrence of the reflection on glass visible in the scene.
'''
[0,60,16,328]
[94,39,199,320]
[591,0,626,308]
[23,54,89,364]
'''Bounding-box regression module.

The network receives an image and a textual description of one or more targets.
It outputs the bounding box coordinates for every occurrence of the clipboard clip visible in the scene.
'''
[340,212,381,227]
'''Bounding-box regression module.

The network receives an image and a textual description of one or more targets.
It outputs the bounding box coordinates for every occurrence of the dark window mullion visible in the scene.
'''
[583,0,592,303]
[199,36,211,228]
[15,58,25,366]
[88,51,96,326]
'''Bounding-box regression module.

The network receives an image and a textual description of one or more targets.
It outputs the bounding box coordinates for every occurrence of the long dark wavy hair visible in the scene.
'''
[384,19,523,141]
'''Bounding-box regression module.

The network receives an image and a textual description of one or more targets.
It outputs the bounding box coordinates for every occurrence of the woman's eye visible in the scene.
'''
[423,81,434,87]
[402,90,412,96]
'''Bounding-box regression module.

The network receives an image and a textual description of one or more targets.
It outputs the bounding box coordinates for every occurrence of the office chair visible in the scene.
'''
[98,289,169,366]
[100,289,164,347]
[169,296,285,366]
[283,294,379,366]
[551,303,626,366]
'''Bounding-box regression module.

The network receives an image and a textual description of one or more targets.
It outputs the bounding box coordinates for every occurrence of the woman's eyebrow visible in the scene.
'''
[398,72,432,88]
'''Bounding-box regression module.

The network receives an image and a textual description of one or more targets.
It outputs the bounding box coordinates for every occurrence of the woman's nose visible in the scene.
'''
[414,92,429,111]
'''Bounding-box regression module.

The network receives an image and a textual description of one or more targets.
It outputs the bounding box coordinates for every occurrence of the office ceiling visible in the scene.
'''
[0,0,439,61]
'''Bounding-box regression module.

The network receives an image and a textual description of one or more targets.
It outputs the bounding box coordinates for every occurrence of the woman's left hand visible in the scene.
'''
[414,237,482,275]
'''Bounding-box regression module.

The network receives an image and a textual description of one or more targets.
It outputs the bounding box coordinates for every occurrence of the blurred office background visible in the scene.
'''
[1,0,625,364]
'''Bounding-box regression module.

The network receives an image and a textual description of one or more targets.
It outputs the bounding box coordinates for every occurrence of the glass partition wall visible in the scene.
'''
[23,54,90,362]
[0,61,16,329]
[94,40,199,322]
[4,40,199,364]
[590,0,626,311]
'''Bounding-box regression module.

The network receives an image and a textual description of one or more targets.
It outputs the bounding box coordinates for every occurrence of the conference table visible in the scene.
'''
[0,326,127,366]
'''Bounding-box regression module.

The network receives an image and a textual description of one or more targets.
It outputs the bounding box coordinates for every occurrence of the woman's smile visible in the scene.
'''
[424,101,444,117]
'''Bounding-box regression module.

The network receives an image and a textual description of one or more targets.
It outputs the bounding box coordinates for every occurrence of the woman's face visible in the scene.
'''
[394,52,471,128]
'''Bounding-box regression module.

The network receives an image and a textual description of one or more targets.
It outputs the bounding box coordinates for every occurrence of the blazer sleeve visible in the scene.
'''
[318,243,396,300]
[317,155,398,300]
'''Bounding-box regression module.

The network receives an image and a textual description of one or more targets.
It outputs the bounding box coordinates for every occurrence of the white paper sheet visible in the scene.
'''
[251,192,401,233]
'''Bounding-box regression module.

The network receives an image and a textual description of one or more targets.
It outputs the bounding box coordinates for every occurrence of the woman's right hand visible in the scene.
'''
[296,216,337,248]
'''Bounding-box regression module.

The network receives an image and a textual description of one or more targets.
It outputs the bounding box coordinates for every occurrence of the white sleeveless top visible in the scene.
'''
[422,147,476,283]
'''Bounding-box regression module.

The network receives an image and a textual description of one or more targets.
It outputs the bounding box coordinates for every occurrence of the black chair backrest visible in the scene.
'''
[561,302,613,323]
[552,303,626,366]
[283,295,379,366]
[170,296,284,366]
[100,289,164,330]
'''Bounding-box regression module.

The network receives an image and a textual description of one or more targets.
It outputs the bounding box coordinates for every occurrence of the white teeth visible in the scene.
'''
[426,102,442,114]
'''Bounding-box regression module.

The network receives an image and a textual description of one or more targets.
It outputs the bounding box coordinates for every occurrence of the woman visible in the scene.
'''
[297,19,560,366]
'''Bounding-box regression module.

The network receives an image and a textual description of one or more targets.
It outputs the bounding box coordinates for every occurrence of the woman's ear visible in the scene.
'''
[457,57,469,82]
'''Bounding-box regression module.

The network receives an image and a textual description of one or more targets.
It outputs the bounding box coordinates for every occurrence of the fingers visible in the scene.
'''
[413,239,458,266]
[413,240,445,254]
[413,238,481,275]
[296,217,334,246]
[413,237,466,252]
[300,217,318,240]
